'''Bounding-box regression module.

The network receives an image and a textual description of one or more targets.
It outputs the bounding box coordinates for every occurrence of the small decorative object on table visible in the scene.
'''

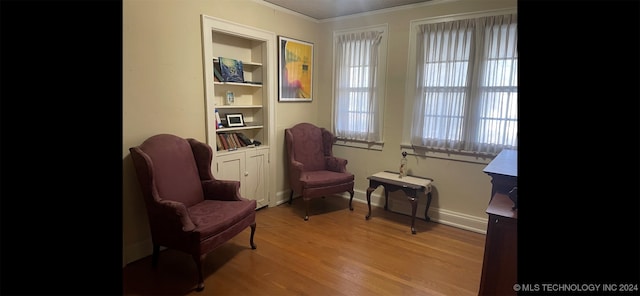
[399,151,408,178]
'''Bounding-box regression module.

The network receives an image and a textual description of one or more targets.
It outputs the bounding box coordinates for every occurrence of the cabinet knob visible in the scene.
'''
[244,172,249,176]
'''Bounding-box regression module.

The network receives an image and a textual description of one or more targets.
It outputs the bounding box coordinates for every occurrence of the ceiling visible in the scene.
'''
[261,0,436,20]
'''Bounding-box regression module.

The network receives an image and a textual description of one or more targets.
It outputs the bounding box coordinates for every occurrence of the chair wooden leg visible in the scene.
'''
[151,244,160,268]
[348,190,355,211]
[193,254,205,292]
[249,222,257,249]
[289,191,294,205]
[304,199,309,221]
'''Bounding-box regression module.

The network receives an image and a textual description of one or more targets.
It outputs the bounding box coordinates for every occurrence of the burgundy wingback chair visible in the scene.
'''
[129,134,256,292]
[285,123,355,220]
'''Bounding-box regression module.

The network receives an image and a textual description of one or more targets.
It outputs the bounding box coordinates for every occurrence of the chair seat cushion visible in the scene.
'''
[300,170,354,188]
[188,199,255,239]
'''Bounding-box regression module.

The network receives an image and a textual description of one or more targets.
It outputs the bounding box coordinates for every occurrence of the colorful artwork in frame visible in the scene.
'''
[219,57,244,82]
[278,36,313,102]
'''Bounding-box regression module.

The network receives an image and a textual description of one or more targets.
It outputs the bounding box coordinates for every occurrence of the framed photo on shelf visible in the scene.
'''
[225,113,245,127]
[278,36,313,102]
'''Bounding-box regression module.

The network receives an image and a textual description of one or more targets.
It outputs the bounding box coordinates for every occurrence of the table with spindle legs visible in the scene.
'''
[365,171,433,234]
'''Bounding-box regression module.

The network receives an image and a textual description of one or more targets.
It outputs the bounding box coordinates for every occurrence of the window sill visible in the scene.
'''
[335,139,384,151]
[400,143,495,165]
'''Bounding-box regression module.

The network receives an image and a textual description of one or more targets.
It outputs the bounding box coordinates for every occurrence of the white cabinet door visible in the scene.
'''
[214,151,244,183]
[213,149,268,209]
[244,148,268,208]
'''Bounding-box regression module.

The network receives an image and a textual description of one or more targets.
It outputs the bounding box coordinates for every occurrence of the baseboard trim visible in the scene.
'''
[123,239,167,267]
[124,239,151,267]
[275,190,488,234]
[274,190,290,206]
[334,189,488,234]
[426,208,487,234]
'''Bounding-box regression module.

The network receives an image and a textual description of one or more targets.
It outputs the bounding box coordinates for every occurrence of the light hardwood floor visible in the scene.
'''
[123,196,486,295]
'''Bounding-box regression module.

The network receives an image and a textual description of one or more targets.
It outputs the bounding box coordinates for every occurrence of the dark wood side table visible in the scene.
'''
[365,171,434,234]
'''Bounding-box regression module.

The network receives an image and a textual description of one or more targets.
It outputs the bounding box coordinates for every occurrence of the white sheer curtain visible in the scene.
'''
[333,31,383,142]
[410,14,517,155]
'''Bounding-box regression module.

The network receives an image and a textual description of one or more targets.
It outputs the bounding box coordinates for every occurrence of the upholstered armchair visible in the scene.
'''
[285,123,355,220]
[129,134,256,292]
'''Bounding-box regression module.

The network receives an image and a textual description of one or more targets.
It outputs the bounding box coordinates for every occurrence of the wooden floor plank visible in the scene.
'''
[123,196,485,295]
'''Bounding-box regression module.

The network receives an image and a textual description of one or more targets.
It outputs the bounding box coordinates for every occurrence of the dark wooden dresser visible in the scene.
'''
[478,149,518,296]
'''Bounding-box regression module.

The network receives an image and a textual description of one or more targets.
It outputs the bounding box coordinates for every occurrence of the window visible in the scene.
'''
[332,25,388,149]
[404,12,517,156]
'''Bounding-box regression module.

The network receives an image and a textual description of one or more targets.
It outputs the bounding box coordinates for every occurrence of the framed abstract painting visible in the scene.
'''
[278,36,313,102]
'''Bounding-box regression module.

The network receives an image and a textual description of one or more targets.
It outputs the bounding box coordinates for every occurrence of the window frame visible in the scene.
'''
[331,24,389,151]
[401,8,517,163]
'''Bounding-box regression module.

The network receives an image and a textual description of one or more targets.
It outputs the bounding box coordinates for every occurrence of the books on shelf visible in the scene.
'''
[217,134,228,150]
[216,132,254,150]
[214,137,223,151]
[236,132,253,146]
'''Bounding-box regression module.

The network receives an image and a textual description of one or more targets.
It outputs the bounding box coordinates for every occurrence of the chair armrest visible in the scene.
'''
[156,200,196,232]
[325,156,348,173]
[289,159,304,178]
[290,159,304,172]
[202,179,243,201]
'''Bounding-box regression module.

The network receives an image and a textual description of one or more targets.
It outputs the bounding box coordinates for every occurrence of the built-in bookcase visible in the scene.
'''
[200,15,276,209]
